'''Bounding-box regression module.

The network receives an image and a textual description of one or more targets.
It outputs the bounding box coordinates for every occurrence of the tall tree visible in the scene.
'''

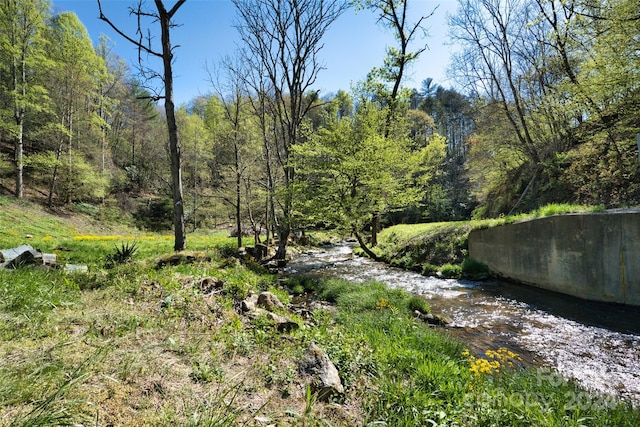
[98,0,188,251]
[294,93,424,259]
[45,11,105,205]
[355,0,433,245]
[233,0,349,260]
[176,106,214,232]
[207,57,263,248]
[357,0,434,118]
[0,0,50,198]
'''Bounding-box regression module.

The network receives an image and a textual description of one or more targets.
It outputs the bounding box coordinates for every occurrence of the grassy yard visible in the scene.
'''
[0,198,637,425]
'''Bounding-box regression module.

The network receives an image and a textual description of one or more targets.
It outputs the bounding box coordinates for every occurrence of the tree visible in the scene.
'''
[295,93,423,259]
[233,0,349,259]
[95,34,128,177]
[98,0,187,251]
[354,0,433,245]
[0,0,51,198]
[207,57,264,247]
[450,0,640,215]
[176,106,214,232]
[109,81,165,192]
[357,0,434,116]
[45,11,105,205]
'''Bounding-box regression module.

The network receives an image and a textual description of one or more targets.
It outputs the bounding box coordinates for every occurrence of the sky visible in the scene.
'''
[53,0,459,105]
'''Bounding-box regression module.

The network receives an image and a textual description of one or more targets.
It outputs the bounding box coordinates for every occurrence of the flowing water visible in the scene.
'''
[286,243,640,405]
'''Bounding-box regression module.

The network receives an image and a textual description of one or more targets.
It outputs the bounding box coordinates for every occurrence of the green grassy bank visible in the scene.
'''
[371,203,605,278]
[1,198,637,425]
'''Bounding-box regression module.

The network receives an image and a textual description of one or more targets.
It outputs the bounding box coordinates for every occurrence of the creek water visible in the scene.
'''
[286,243,640,406]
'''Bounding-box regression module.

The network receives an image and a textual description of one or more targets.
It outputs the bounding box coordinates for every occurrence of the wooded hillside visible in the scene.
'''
[1,0,638,247]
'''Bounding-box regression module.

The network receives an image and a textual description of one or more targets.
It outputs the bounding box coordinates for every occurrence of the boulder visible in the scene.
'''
[241,293,258,312]
[299,342,344,401]
[257,291,285,311]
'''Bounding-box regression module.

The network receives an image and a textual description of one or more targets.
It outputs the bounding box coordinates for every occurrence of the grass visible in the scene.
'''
[373,203,603,276]
[0,199,638,425]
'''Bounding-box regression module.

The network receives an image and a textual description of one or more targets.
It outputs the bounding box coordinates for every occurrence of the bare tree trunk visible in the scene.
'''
[98,0,187,251]
[353,229,381,261]
[48,140,63,207]
[371,213,380,247]
[235,153,242,249]
[158,6,186,251]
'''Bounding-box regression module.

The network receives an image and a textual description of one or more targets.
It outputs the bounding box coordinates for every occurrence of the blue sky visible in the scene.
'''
[53,0,457,105]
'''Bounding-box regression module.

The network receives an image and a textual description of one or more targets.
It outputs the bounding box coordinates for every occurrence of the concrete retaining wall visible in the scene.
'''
[468,210,640,306]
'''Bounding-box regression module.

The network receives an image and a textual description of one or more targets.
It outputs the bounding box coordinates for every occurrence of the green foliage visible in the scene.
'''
[134,198,174,231]
[105,241,139,267]
[295,98,422,236]
[281,275,319,295]
[461,258,489,280]
[407,295,430,314]
[439,263,462,279]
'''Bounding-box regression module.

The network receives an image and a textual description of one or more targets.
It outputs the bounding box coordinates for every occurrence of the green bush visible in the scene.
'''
[422,263,438,276]
[134,198,174,231]
[440,263,462,279]
[461,258,489,280]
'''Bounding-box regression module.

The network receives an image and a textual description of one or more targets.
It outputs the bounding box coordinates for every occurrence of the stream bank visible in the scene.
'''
[287,244,640,405]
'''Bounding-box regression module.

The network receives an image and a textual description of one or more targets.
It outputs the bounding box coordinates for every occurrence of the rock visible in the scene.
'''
[198,276,224,294]
[241,293,259,312]
[265,311,299,332]
[262,259,287,271]
[414,310,452,327]
[299,343,344,401]
[257,291,285,311]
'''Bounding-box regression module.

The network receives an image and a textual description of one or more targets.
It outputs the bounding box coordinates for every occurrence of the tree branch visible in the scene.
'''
[97,0,162,58]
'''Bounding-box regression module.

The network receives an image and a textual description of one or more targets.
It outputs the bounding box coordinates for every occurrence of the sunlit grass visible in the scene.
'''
[375,203,604,273]
[0,198,637,425]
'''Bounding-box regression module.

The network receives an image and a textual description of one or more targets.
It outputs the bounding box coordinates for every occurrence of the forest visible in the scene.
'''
[1,0,639,254]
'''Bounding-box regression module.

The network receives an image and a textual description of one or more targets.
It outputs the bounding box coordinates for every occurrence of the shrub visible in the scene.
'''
[461,258,489,280]
[439,263,462,279]
[105,241,139,267]
[422,263,438,276]
[134,198,174,231]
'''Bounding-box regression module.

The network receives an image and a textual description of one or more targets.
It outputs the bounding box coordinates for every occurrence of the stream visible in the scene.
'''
[286,243,640,406]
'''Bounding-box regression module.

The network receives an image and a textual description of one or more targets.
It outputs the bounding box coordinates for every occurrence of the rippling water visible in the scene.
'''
[286,244,640,405]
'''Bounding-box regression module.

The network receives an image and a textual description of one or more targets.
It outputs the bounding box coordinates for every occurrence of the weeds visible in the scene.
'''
[105,241,138,267]
[1,199,638,426]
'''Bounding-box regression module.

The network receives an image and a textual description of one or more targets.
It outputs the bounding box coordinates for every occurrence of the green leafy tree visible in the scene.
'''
[234,0,349,259]
[44,11,106,205]
[207,57,265,247]
[176,105,215,232]
[0,0,51,198]
[295,95,423,258]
